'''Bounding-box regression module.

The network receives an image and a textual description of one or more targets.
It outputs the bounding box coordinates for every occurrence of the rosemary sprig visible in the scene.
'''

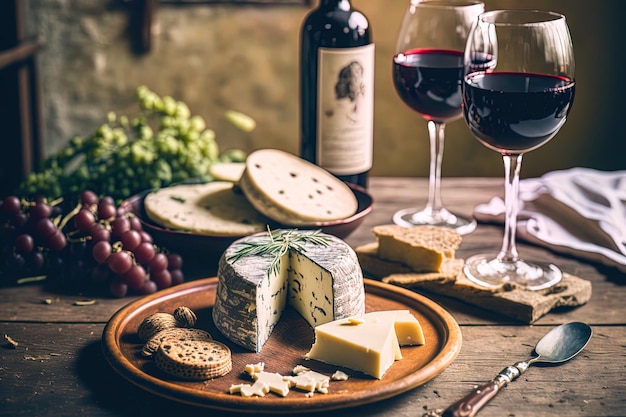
[227,229,331,279]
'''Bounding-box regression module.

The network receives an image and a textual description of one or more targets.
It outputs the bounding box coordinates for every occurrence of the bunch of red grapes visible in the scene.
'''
[0,190,184,297]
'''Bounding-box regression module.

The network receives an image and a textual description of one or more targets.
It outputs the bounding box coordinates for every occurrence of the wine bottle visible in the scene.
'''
[299,0,374,189]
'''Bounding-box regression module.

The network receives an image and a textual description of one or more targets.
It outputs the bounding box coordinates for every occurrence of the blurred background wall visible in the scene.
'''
[19,0,626,183]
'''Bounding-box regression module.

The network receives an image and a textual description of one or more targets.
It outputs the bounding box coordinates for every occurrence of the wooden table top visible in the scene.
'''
[1,177,624,417]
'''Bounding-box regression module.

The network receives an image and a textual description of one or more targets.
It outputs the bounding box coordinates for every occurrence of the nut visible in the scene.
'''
[137,312,179,342]
[173,306,197,327]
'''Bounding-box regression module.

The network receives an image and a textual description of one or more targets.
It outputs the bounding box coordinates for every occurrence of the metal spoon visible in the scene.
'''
[442,321,593,417]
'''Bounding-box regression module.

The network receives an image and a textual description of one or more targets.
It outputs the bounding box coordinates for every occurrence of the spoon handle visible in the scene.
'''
[442,364,523,417]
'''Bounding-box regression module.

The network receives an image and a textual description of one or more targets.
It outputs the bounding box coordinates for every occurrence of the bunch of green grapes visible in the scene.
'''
[19,86,249,201]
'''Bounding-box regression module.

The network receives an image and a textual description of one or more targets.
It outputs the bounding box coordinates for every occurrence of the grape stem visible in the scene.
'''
[56,202,81,231]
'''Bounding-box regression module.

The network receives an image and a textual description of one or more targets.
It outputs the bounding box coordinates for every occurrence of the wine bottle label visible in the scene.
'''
[316,43,374,175]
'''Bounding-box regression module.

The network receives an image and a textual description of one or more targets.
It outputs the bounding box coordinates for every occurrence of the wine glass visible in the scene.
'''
[391,0,484,235]
[462,10,576,290]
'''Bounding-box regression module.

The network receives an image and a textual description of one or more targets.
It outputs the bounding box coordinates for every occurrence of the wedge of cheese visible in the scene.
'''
[373,310,426,346]
[305,310,424,379]
[372,225,462,272]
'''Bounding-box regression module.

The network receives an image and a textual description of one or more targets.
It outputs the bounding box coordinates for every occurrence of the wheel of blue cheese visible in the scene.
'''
[212,230,365,353]
[238,149,358,225]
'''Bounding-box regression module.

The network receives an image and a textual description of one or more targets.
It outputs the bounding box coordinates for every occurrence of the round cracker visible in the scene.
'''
[142,327,213,357]
[154,340,232,381]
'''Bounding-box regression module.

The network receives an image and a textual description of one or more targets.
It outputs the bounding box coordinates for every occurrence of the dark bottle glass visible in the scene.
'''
[299,0,374,189]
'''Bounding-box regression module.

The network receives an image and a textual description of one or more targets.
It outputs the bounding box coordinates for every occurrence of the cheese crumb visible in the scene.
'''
[252,371,290,397]
[244,362,265,376]
[347,317,365,325]
[229,384,244,394]
[292,364,311,375]
[331,370,349,381]
[241,380,270,397]
[230,365,333,397]
[229,381,271,397]
[284,370,330,395]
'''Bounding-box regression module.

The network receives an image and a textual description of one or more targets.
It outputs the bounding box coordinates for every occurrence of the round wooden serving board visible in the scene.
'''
[101,278,462,413]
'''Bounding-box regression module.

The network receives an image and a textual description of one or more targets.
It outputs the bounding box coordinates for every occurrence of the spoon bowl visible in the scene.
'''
[532,321,593,365]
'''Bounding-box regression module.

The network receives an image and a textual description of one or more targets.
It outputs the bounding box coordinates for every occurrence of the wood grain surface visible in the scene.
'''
[1,177,625,417]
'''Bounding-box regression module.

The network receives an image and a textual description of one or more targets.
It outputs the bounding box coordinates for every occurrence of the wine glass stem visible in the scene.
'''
[426,120,446,215]
[498,154,523,264]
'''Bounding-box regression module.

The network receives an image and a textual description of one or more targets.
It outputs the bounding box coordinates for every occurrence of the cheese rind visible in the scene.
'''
[212,230,365,353]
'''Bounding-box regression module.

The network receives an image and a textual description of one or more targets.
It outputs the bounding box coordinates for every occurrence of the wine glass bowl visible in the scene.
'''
[462,10,576,290]
[392,0,484,235]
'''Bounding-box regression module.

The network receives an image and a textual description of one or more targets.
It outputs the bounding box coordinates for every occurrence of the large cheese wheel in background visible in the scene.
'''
[239,149,358,225]
[144,182,269,236]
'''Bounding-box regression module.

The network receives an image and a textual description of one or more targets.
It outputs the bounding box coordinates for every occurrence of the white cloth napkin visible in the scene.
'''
[473,167,626,272]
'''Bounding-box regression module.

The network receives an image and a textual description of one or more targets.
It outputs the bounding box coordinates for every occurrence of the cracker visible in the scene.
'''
[142,327,213,357]
[154,340,232,381]
[355,242,463,284]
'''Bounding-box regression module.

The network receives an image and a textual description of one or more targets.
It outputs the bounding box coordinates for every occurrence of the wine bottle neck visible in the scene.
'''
[318,0,351,11]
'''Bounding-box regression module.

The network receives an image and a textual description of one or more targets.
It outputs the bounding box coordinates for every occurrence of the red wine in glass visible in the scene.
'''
[463,72,576,153]
[393,48,464,122]
[461,9,576,291]
[391,47,477,234]
[391,0,483,235]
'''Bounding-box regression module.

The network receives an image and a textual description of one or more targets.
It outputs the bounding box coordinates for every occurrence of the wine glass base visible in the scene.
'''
[392,207,477,235]
[463,254,562,291]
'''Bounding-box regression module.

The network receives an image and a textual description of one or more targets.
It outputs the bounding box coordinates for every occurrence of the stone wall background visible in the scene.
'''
[24,0,625,178]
